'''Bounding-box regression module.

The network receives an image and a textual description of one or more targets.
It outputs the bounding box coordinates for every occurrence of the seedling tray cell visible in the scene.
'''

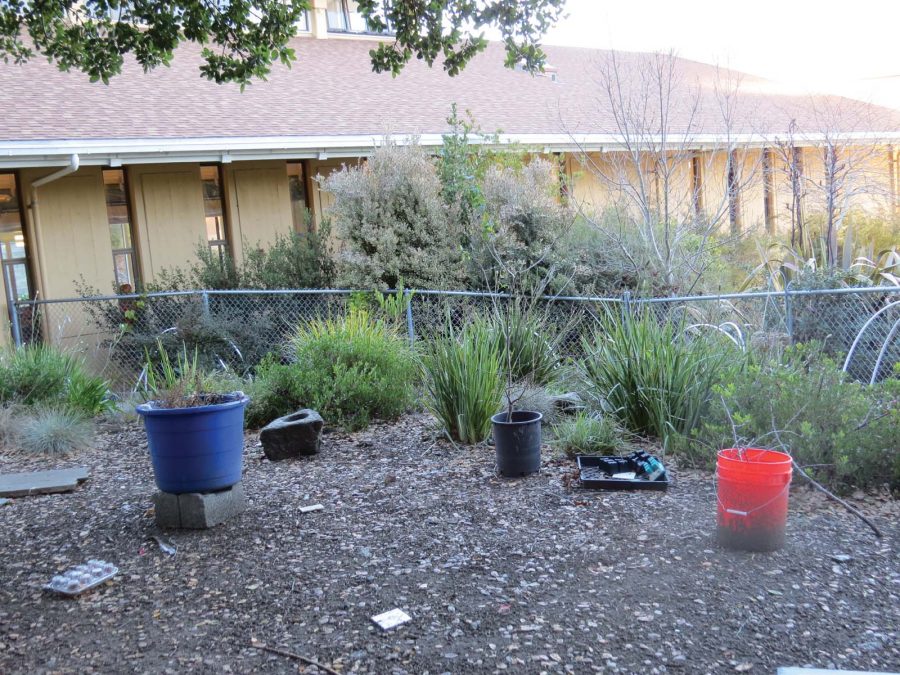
[45,560,118,596]
[577,455,670,491]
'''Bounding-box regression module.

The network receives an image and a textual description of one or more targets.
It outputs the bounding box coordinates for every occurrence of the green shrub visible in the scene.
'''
[18,407,95,456]
[581,310,739,445]
[694,345,900,492]
[552,411,625,458]
[421,318,504,444]
[244,355,305,429]
[67,369,115,417]
[153,226,335,291]
[0,345,112,417]
[245,311,417,431]
[0,345,72,406]
[288,309,416,431]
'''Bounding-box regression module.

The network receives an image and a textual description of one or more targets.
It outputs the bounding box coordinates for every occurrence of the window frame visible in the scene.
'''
[0,171,36,305]
[201,163,231,262]
[295,8,311,32]
[103,167,141,291]
[326,0,394,35]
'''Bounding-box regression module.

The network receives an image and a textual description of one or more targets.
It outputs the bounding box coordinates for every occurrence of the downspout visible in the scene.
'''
[26,154,80,334]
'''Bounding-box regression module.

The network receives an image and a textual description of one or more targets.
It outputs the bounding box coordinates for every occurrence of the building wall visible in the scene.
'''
[1,161,311,347]
[3,145,897,349]
[223,160,295,260]
[20,166,114,300]
[128,163,208,278]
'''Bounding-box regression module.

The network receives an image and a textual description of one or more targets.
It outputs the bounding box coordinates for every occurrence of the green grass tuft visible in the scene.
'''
[421,318,505,445]
[552,411,625,458]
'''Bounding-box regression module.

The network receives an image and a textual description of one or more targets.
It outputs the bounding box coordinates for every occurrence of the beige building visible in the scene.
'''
[2,0,899,345]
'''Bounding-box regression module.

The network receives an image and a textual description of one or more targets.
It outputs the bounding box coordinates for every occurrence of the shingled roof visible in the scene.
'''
[1,36,898,149]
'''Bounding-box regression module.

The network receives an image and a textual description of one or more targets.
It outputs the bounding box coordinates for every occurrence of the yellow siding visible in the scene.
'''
[224,160,295,261]
[738,150,766,232]
[309,158,357,229]
[12,167,114,352]
[21,167,114,299]
[129,164,207,277]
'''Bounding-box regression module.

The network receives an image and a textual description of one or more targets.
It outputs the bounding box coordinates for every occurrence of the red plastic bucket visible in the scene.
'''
[716,448,792,552]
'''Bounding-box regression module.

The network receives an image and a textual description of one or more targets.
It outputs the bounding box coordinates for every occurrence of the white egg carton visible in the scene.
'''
[45,559,118,596]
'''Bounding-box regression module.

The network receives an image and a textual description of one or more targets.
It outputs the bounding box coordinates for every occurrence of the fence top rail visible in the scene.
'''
[12,285,900,307]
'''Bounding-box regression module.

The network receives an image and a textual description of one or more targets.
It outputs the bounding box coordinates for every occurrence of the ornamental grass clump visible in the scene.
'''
[581,309,738,445]
[141,341,232,409]
[552,411,626,458]
[17,407,95,456]
[488,303,562,388]
[0,344,112,417]
[421,318,505,444]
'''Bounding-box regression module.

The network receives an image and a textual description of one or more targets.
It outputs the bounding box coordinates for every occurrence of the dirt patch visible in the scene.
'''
[0,414,898,674]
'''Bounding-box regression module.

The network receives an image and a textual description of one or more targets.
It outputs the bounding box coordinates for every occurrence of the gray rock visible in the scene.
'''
[260,409,324,460]
[551,392,584,414]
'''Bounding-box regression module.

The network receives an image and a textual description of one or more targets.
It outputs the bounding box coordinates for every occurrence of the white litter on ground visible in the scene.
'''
[371,608,411,631]
[299,504,324,513]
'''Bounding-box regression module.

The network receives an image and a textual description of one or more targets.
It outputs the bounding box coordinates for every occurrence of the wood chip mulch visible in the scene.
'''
[1,413,898,674]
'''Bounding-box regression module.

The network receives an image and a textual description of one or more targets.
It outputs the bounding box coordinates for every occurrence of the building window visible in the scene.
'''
[201,165,229,261]
[103,169,139,290]
[690,155,704,221]
[287,162,311,232]
[0,173,33,304]
[0,172,34,341]
[296,10,310,32]
[327,0,392,34]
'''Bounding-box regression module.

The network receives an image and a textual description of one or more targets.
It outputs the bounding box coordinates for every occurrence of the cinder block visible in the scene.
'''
[178,483,246,529]
[153,482,246,529]
[152,490,182,528]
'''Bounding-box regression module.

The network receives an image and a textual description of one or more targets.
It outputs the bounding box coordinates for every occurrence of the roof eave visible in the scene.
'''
[2,131,898,169]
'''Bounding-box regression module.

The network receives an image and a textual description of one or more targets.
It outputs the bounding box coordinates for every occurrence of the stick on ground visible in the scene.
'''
[251,643,341,675]
[791,461,883,540]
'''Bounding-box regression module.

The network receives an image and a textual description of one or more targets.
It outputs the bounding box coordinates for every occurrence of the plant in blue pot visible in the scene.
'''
[136,342,249,494]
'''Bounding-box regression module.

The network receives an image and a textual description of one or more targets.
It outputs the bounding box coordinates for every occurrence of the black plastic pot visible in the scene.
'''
[491,410,543,477]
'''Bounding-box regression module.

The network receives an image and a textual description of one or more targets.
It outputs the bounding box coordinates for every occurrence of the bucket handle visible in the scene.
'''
[715,470,792,518]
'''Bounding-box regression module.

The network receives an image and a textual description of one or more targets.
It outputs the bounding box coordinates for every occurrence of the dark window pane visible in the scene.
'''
[201,166,230,257]
[287,162,310,232]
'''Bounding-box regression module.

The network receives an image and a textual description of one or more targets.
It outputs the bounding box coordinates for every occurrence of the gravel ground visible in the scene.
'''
[0,414,898,674]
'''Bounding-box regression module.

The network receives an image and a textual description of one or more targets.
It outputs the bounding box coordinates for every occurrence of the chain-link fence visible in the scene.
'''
[11,286,900,390]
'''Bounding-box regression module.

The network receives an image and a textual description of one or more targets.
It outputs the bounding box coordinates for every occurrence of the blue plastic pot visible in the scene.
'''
[136,393,249,494]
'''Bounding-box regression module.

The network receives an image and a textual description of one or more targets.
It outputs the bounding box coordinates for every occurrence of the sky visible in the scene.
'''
[538,0,900,109]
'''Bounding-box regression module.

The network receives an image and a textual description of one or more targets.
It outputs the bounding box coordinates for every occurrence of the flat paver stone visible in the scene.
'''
[0,467,90,498]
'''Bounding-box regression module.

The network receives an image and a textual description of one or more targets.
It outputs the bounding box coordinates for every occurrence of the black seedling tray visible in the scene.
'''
[577,455,670,491]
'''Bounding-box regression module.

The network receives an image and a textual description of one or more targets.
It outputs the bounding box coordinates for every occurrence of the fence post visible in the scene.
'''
[405,289,415,344]
[622,290,632,320]
[9,300,23,347]
[201,291,210,320]
[783,283,794,342]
